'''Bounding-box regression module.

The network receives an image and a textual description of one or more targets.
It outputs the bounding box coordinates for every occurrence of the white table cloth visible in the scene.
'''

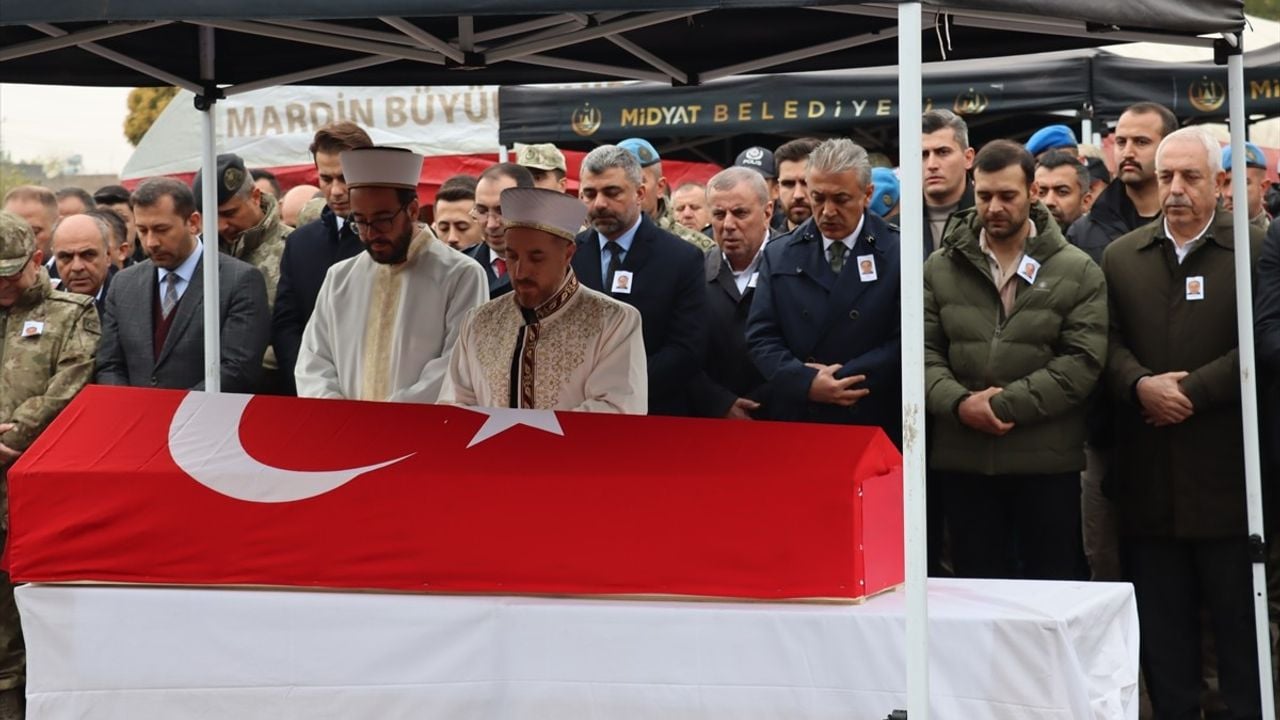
[17,578,1138,719]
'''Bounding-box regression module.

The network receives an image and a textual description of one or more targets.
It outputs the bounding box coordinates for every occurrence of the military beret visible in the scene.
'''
[1222,141,1267,171]
[618,138,661,167]
[192,152,251,207]
[1026,125,1078,156]
[870,167,900,218]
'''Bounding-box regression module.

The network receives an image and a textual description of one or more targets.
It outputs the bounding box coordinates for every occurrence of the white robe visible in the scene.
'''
[439,272,647,414]
[296,227,488,403]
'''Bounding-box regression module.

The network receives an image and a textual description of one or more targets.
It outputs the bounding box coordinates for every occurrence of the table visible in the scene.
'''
[17,578,1138,719]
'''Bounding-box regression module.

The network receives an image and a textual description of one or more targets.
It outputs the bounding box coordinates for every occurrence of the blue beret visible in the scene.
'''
[1026,125,1078,156]
[618,138,661,167]
[870,167,900,217]
[1222,142,1267,171]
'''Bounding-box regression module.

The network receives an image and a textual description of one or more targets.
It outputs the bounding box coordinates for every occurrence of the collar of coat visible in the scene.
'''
[1139,208,1236,251]
[942,200,1069,268]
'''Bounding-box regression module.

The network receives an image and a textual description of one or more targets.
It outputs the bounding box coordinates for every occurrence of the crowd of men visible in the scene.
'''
[1,102,1279,718]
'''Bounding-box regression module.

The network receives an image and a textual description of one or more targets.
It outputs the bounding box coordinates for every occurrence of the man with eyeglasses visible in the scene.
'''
[746,138,903,443]
[296,147,487,403]
[0,211,100,716]
[465,163,535,300]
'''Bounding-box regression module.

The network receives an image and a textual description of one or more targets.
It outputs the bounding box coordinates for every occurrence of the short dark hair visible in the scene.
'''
[435,182,476,207]
[974,140,1035,186]
[1122,102,1178,138]
[309,122,373,157]
[479,162,535,188]
[395,188,418,206]
[92,184,132,205]
[131,177,197,218]
[774,137,822,166]
[250,169,281,197]
[439,174,478,194]
[55,187,95,211]
[1036,150,1090,195]
[922,109,970,149]
[85,207,128,248]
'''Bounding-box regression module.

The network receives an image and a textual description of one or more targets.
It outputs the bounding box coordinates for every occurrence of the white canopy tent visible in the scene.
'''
[0,3,1264,717]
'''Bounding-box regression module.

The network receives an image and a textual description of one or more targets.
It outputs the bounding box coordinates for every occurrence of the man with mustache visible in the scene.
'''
[1067,102,1178,588]
[1103,125,1266,720]
[440,188,646,413]
[922,139,1106,581]
[570,144,707,416]
[296,147,487,403]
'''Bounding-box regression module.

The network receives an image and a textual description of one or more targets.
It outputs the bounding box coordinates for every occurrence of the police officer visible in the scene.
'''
[0,210,101,718]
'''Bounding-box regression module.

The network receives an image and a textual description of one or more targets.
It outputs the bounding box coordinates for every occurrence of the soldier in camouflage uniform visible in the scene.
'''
[0,211,100,718]
[193,153,293,386]
[617,137,717,253]
[515,143,569,193]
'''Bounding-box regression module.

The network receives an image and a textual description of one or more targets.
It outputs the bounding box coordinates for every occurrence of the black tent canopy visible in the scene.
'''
[1,2,1266,718]
[0,2,1242,92]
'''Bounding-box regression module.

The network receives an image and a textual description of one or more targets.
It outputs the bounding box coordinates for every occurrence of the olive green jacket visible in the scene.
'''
[924,202,1108,475]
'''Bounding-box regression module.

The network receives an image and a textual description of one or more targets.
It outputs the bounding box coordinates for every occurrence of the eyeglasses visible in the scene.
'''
[469,205,502,222]
[349,203,411,235]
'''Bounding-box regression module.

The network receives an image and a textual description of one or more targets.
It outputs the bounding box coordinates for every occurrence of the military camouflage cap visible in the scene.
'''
[0,211,36,276]
[515,143,567,173]
[192,152,250,207]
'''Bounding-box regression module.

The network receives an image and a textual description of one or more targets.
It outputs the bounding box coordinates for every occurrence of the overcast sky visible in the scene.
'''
[0,83,134,176]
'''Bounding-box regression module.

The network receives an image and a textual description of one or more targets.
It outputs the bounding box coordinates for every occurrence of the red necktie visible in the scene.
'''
[494,258,507,278]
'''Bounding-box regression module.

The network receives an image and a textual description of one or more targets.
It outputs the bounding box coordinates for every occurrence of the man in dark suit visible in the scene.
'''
[96,178,269,393]
[465,163,534,300]
[689,166,776,419]
[746,138,902,444]
[49,213,115,313]
[571,145,706,416]
[272,122,371,395]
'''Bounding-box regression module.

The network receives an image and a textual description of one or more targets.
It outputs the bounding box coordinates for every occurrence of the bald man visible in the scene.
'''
[50,213,115,312]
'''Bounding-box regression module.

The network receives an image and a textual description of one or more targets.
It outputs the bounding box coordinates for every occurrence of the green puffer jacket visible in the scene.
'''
[923,202,1108,475]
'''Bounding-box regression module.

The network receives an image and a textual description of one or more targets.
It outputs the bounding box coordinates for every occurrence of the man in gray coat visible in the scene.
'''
[95,178,269,393]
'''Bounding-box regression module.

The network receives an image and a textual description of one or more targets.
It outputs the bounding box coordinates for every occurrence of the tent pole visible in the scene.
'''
[1225,34,1275,720]
[898,2,929,718]
[1080,118,1092,149]
[198,26,222,394]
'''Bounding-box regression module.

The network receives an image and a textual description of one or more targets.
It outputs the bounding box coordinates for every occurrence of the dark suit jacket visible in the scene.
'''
[272,207,363,394]
[464,242,513,300]
[746,214,902,444]
[96,250,270,393]
[572,214,707,416]
[1257,218,1280,474]
[688,243,774,419]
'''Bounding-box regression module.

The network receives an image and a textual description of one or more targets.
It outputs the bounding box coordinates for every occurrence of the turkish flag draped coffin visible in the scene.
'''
[6,387,904,601]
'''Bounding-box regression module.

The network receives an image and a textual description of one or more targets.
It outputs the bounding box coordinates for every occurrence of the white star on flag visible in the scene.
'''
[463,406,565,448]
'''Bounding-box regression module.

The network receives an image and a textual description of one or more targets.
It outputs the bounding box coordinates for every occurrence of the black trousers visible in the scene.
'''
[938,471,1084,580]
[1123,537,1262,720]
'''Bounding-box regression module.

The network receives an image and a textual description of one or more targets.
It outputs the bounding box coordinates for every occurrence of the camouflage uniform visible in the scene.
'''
[296,196,327,228]
[655,195,716,252]
[0,212,100,695]
[221,192,292,370]
[515,143,567,175]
